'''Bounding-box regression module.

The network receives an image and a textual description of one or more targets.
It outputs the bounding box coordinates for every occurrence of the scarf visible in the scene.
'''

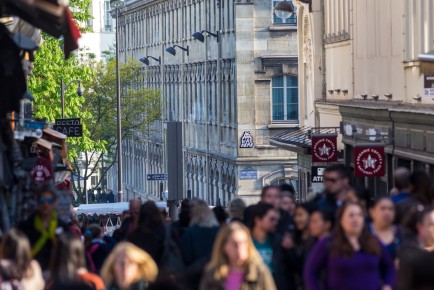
[31,212,58,257]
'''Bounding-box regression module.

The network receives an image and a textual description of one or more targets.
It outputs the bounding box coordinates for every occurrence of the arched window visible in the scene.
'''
[271,75,299,122]
[272,0,297,25]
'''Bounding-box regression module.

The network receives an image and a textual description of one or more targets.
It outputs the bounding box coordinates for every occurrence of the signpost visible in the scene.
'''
[147,174,168,181]
[53,118,83,137]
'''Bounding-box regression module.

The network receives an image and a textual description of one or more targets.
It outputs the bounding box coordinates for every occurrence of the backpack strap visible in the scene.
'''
[86,243,100,273]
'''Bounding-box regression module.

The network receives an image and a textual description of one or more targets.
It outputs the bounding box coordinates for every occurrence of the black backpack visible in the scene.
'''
[159,225,185,278]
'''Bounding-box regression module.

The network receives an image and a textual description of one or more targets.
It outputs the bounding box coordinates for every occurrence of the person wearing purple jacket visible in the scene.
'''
[304,202,395,290]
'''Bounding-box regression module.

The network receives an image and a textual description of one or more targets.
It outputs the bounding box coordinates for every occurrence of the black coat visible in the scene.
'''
[128,225,166,267]
[270,233,298,290]
[17,214,69,271]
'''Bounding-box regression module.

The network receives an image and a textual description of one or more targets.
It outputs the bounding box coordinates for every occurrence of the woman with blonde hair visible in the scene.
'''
[200,222,276,290]
[101,242,158,290]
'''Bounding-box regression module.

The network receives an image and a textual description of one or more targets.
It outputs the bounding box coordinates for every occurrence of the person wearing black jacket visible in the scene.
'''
[17,184,69,272]
[250,203,297,290]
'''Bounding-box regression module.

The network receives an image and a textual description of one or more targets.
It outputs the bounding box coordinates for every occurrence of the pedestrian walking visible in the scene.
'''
[181,199,220,290]
[199,222,276,290]
[128,201,167,267]
[213,206,228,226]
[397,206,434,290]
[228,198,246,223]
[84,225,113,274]
[17,184,70,273]
[396,171,432,225]
[47,232,105,290]
[101,242,158,290]
[304,202,395,290]
[250,203,297,290]
[0,229,44,290]
[307,210,333,249]
[368,197,402,263]
[172,199,191,240]
[114,199,141,241]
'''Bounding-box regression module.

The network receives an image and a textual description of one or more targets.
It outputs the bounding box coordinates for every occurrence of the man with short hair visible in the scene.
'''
[391,167,412,204]
[250,203,296,290]
[308,164,351,216]
[18,183,69,272]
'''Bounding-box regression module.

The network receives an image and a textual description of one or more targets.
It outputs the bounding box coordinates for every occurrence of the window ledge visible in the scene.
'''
[268,123,300,129]
[269,25,298,32]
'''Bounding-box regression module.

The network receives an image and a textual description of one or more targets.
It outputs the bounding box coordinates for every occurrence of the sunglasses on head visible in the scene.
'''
[39,197,55,204]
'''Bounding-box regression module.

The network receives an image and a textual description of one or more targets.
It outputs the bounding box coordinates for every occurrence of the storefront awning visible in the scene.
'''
[419,50,434,74]
[268,126,312,149]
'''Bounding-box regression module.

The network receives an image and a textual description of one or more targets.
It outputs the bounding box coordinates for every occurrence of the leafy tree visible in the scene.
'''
[71,58,161,202]
[28,0,161,202]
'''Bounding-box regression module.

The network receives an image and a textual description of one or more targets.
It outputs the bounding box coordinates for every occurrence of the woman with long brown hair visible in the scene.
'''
[304,202,395,290]
[199,222,276,290]
[0,229,44,290]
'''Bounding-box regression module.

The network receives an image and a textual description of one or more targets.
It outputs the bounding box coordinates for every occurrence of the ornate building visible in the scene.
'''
[272,0,434,199]
[110,0,300,204]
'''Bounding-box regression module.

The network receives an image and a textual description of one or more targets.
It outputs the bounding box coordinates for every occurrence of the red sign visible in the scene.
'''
[354,145,385,177]
[312,135,338,163]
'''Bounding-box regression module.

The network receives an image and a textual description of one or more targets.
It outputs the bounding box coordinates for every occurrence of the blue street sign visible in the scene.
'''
[147,174,168,181]
[240,169,257,180]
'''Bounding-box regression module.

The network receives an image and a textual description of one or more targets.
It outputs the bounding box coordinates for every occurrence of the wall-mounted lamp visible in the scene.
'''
[384,93,392,99]
[274,0,294,20]
[361,94,368,100]
[165,45,189,56]
[335,89,341,94]
[372,95,379,101]
[342,89,349,95]
[139,56,161,65]
[413,95,422,101]
[192,30,219,42]
[328,90,334,95]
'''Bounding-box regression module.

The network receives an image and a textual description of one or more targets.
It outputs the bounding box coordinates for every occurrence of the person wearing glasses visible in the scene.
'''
[307,165,351,217]
[18,183,69,275]
[249,203,297,290]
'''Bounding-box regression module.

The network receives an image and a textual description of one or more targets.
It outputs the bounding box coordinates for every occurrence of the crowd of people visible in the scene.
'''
[1,164,434,290]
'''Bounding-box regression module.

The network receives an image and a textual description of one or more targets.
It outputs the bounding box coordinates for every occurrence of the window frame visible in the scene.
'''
[271,74,299,124]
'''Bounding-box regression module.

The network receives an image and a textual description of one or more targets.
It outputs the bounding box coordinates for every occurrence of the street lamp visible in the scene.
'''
[192,30,220,43]
[139,56,161,66]
[60,79,82,118]
[165,45,189,56]
[274,0,294,21]
[111,0,125,202]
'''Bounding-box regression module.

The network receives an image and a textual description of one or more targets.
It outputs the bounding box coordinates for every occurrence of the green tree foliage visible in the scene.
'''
[72,58,161,202]
[28,1,161,202]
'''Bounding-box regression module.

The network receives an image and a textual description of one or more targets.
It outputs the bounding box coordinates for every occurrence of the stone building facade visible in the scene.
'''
[109,0,301,204]
[272,0,434,198]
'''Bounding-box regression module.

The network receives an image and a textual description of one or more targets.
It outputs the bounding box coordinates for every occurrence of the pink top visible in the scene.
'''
[224,269,244,290]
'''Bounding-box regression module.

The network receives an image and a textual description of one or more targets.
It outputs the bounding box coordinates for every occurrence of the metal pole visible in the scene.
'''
[115,7,123,202]
[61,79,65,118]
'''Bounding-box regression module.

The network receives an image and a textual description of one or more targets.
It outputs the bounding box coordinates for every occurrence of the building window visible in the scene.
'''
[272,0,297,25]
[104,1,113,32]
[272,75,299,122]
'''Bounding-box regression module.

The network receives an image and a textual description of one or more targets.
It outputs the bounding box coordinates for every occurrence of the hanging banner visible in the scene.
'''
[354,144,385,177]
[311,134,338,163]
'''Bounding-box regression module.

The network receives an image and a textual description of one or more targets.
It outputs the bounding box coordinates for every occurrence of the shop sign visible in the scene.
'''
[53,118,83,137]
[424,75,434,97]
[311,135,338,163]
[240,131,254,148]
[311,166,326,183]
[354,145,385,177]
[31,157,53,184]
